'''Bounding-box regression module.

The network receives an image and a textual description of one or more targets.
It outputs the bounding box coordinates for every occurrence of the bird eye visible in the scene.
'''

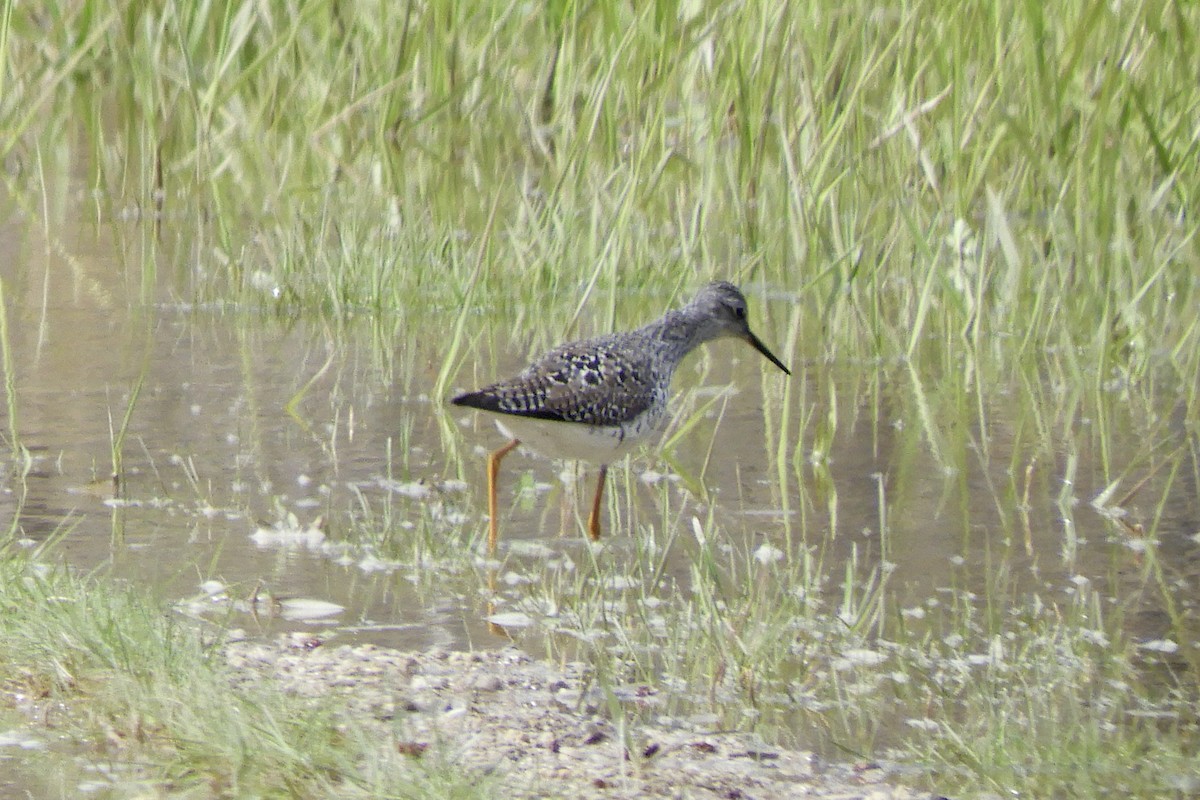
[734,305,746,319]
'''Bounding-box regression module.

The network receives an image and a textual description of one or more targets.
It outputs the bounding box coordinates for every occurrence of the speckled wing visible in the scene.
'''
[451,335,662,427]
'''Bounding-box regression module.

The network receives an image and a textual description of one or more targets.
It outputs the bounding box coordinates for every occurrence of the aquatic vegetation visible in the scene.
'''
[0,0,1197,797]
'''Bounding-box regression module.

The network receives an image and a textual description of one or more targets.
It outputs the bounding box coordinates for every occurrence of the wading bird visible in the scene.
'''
[452,282,790,553]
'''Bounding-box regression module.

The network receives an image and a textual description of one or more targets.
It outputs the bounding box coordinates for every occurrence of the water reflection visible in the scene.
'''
[0,205,1197,671]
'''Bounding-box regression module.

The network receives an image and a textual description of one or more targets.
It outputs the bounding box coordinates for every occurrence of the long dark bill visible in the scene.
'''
[745,330,791,375]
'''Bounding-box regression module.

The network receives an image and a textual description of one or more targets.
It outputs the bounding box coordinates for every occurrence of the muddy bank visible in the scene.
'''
[225,636,935,799]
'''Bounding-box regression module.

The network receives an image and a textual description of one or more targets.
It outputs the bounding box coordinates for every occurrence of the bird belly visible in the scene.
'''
[487,412,658,464]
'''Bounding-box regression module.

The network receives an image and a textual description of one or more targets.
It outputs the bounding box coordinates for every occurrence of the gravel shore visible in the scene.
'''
[225,636,934,799]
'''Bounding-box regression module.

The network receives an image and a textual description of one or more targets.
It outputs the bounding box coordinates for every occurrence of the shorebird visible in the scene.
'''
[451,281,790,553]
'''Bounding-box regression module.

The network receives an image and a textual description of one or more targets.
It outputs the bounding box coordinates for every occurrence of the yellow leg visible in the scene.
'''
[486,439,521,555]
[586,464,608,541]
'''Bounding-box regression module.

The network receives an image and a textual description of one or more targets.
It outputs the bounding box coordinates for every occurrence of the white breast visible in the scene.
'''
[487,409,664,465]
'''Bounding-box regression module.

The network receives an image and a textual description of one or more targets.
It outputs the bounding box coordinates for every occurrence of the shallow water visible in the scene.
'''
[1,185,1198,758]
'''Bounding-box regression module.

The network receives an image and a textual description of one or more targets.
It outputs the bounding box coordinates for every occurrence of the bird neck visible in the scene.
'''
[636,305,714,366]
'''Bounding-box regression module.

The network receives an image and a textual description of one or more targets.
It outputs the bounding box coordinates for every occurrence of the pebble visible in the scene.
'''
[471,674,503,692]
[223,638,934,799]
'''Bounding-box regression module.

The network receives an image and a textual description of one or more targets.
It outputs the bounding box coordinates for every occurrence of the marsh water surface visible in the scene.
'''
[2,197,1195,669]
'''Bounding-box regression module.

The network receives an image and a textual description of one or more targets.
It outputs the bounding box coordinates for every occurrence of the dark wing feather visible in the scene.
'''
[451,335,662,426]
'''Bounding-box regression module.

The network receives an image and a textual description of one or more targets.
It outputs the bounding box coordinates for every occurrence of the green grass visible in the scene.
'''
[0,548,491,798]
[472,508,1200,798]
[2,0,1200,796]
[4,2,1196,348]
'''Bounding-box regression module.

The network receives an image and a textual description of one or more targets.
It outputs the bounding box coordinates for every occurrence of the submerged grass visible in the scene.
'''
[2,0,1200,797]
[474,506,1200,798]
